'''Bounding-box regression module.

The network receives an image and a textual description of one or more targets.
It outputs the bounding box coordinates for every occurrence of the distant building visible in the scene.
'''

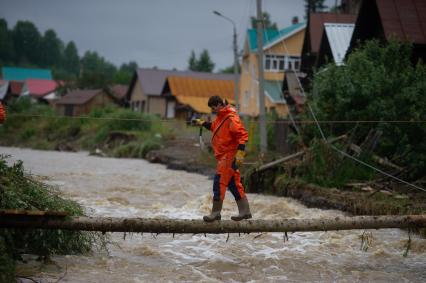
[109,84,128,106]
[21,79,60,104]
[239,22,306,117]
[55,89,117,116]
[1,67,52,81]
[126,68,234,118]
[161,76,235,120]
[316,23,355,67]
[348,0,426,63]
[301,12,356,75]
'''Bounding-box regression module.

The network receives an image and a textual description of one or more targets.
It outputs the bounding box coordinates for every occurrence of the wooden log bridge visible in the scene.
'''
[1,214,426,234]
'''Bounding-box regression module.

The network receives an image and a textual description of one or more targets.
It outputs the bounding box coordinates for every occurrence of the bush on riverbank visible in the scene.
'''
[305,39,426,180]
[0,100,169,157]
[0,155,107,281]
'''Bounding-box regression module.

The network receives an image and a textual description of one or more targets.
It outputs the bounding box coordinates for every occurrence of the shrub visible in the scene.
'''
[0,155,107,278]
[307,39,426,179]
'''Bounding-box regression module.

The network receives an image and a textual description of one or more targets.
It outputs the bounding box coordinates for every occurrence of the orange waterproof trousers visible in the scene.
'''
[213,152,246,201]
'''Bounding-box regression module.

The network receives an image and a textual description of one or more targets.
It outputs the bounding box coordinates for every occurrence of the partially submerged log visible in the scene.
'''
[1,215,425,234]
[257,135,347,172]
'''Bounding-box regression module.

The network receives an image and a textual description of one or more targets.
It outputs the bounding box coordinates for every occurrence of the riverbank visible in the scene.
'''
[143,137,426,220]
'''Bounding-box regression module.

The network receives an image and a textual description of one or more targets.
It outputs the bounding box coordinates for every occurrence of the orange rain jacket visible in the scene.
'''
[208,105,248,160]
[0,102,5,123]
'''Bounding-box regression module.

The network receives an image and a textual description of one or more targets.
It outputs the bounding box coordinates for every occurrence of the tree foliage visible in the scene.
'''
[0,18,137,88]
[187,49,215,72]
[12,20,42,65]
[39,29,63,67]
[309,40,426,179]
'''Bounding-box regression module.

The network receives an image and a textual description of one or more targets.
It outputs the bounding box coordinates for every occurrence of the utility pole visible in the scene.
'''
[256,0,267,153]
[213,10,239,112]
[232,25,239,111]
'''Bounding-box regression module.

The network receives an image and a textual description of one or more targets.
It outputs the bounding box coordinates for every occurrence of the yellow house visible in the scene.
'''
[239,22,306,117]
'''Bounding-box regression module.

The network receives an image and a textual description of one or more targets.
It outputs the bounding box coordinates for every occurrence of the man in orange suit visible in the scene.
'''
[194,96,252,222]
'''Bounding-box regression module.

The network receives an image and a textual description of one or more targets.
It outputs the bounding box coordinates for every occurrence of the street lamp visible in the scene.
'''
[213,10,239,112]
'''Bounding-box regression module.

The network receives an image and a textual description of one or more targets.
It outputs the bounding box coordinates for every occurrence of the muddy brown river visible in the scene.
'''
[2,147,426,282]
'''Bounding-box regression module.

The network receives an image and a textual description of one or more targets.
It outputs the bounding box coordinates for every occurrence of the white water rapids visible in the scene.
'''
[2,147,426,282]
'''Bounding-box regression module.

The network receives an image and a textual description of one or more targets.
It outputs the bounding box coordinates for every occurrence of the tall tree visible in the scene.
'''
[188,50,197,71]
[12,21,42,65]
[250,12,278,30]
[0,19,14,64]
[40,29,62,67]
[187,49,215,72]
[79,50,117,88]
[61,41,80,76]
[114,61,138,84]
[197,49,215,72]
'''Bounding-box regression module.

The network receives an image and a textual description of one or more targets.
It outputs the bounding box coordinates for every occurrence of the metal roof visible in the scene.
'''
[55,89,103,105]
[23,79,58,97]
[167,76,235,114]
[264,80,286,104]
[132,68,234,97]
[1,67,52,81]
[308,13,357,53]
[324,23,355,65]
[248,22,306,51]
[376,0,426,44]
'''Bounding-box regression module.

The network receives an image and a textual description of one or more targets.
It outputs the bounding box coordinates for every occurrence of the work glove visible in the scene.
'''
[235,149,246,168]
[192,118,205,127]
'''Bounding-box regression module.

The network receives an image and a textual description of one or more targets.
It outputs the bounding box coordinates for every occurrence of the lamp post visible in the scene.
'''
[213,10,239,112]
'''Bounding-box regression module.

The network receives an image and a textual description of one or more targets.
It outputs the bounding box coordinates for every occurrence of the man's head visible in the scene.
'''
[208,96,225,113]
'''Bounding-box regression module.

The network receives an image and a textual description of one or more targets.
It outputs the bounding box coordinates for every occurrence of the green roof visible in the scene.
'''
[248,22,305,51]
[1,67,52,81]
[264,80,286,103]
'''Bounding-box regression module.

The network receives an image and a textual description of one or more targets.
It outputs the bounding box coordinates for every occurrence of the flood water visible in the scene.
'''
[2,146,426,282]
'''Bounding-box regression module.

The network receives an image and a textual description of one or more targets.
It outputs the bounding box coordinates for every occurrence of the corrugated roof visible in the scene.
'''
[133,68,235,97]
[248,22,306,51]
[2,67,52,81]
[264,80,286,104]
[324,23,355,64]
[55,89,102,105]
[25,79,58,97]
[167,76,235,114]
[376,0,426,44]
[309,13,357,53]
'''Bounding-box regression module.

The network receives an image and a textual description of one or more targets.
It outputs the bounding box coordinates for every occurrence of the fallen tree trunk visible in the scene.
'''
[257,135,347,172]
[1,215,425,234]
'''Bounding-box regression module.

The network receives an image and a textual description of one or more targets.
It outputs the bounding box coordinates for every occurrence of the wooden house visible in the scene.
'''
[300,13,356,75]
[239,22,306,117]
[348,0,426,63]
[55,89,117,116]
[161,76,235,120]
[126,68,234,118]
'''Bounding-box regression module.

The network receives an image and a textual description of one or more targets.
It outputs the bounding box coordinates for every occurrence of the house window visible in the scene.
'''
[264,54,301,72]
[264,55,285,72]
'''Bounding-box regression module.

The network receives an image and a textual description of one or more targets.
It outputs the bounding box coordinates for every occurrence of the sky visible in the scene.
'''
[0,0,336,72]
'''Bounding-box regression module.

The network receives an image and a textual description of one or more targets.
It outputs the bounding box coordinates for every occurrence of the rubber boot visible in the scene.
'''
[203,200,223,222]
[231,197,252,221]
